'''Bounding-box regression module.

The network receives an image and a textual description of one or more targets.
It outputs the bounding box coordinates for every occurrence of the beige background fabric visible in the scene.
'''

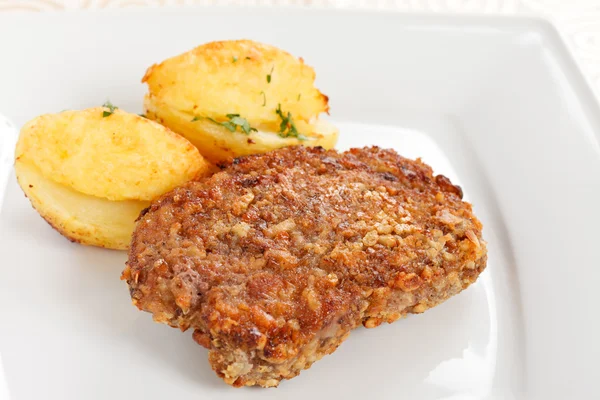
[0,0,599,95]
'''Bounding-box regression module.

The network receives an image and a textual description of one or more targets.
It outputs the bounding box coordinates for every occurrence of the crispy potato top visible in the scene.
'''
[15,108,208,201]
[142,40,329,131]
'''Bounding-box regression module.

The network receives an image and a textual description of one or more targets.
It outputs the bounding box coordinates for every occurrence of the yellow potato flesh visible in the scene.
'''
[15,160,148,250]
[145,95,339,163]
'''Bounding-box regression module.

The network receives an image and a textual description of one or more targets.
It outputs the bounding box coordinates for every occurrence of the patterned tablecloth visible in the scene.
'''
[1,0,599,96]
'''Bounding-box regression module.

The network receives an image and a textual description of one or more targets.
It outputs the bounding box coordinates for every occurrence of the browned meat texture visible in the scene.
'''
[123,146,487,388]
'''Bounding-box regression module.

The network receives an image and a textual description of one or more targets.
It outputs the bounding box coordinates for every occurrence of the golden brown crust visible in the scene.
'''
[15,108,208,202]
[142,40,329,122]
[124,146,487,387]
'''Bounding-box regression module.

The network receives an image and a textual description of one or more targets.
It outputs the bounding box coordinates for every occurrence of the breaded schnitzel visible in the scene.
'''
[123,146,487,387]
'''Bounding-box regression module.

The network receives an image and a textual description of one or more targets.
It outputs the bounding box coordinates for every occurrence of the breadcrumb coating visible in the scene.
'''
[123,146,487,387]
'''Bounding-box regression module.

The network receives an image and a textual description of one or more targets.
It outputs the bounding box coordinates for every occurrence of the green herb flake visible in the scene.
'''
[245,56,251,60]
[297,93,301,101]
[260,91,266,107]
[199,114,257,135]
[231,116,255,134]
[220,121,237,132]
[139,113,147,118]
[275,103,306,141]
[102,101,118,118]
[232,56,238,63]
[266,66,274,83]
[191,116,201,122]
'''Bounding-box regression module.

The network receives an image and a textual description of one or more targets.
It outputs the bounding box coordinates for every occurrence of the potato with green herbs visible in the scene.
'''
[142,40,339,163]
[15,106,209,249]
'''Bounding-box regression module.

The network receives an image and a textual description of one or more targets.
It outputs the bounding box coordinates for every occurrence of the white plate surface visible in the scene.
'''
[0,9,599,400]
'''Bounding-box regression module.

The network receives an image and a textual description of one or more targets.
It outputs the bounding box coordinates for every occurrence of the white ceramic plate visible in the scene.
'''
[0,8,599,400]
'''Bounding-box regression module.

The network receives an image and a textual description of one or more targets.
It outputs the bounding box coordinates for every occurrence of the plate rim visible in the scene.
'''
[1,9,599,399]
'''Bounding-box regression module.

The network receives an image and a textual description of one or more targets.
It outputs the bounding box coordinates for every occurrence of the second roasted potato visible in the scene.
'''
[15,106,210,249]
[143,40,339,163]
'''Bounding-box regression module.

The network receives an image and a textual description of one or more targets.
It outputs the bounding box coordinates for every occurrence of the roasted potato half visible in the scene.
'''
[15,107,209,249]
[143,40,339,163]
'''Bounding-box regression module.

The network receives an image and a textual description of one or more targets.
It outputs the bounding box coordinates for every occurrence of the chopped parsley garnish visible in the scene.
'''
[192,114,257,135]
[102,101,118,118]
[275,104,307,140]
[297,93,301,101]
[260,91,266,107]
[139,113,147,118]
[223,114,257,134]
[232,56,238,63]
[266,66,274,83]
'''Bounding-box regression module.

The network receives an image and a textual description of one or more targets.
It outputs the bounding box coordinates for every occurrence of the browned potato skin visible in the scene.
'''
[15,107,210,250]
[142,40,339,163]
